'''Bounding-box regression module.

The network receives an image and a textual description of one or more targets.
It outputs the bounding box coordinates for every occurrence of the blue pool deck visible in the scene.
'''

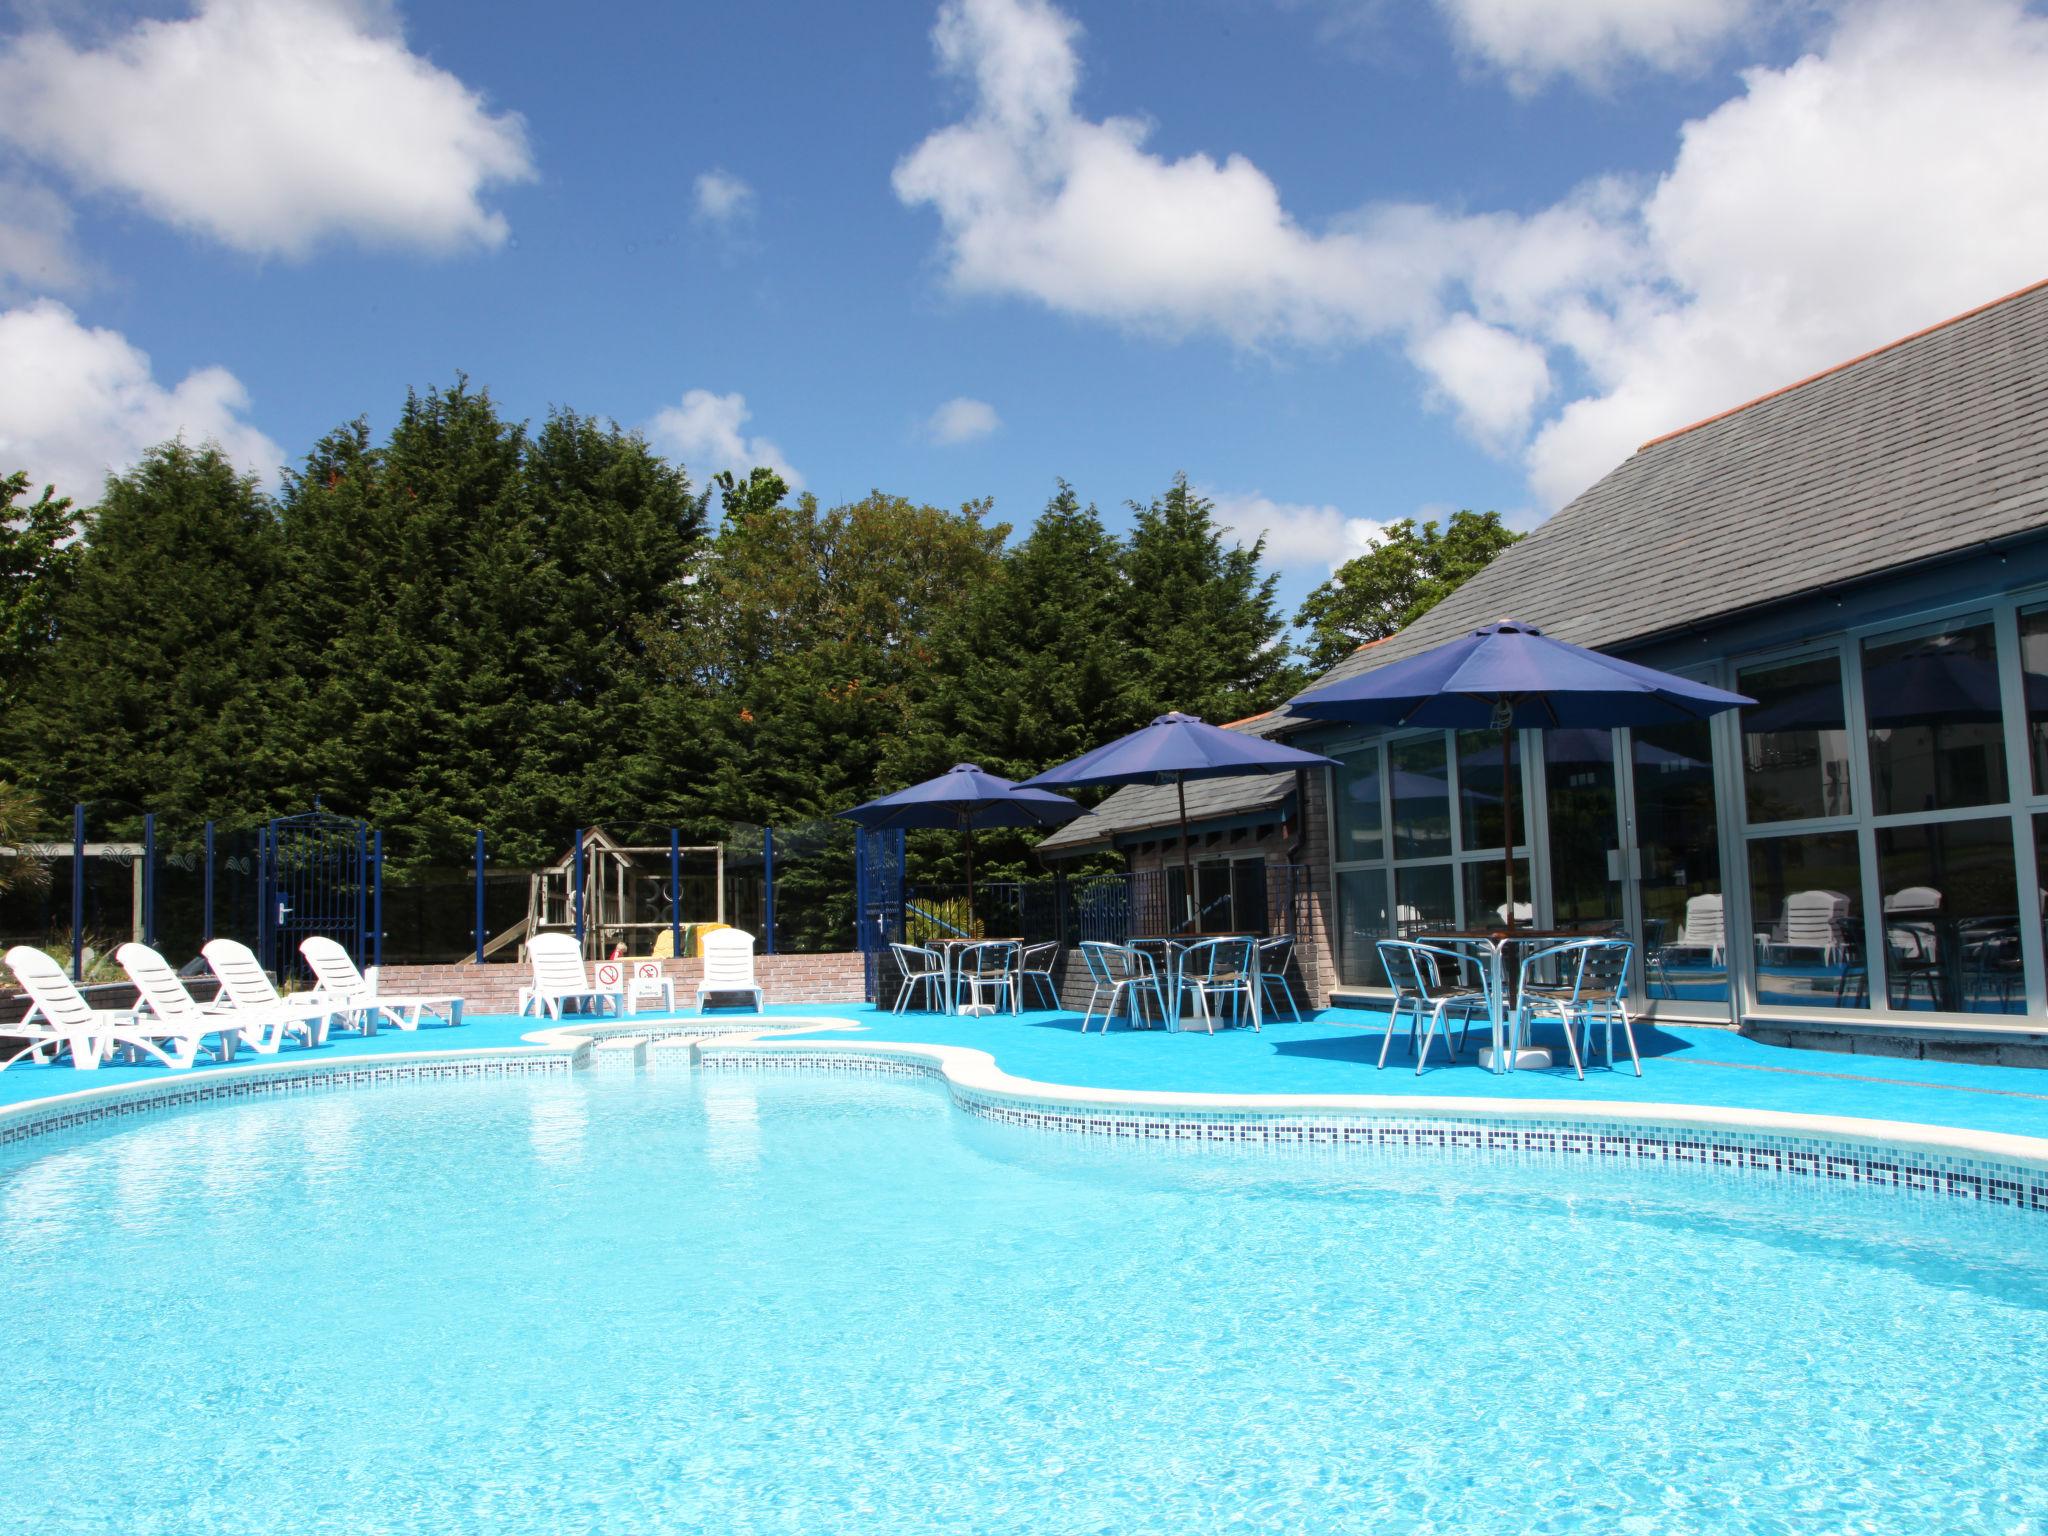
[6,1003,2048,1142]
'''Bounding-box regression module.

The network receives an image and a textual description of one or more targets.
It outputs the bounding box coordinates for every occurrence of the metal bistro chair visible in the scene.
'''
[1077,941,1167,1033]
[1178,936,1258,1034]
[889,942,947,1013]
[1376,939,1488,1074]
[953,940,1020,1015]
[1017,941,1062,1010]
[1513,938,1640,1080]
[1255,934,1301,1023]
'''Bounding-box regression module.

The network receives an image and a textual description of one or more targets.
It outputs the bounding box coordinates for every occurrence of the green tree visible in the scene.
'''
[3,443,297,828]
[1293,509,1522,672]
[1121,472,1300,722]
[0,470,84,716]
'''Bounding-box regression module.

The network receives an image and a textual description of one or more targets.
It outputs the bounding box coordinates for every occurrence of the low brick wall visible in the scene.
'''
[377,952,869,1013]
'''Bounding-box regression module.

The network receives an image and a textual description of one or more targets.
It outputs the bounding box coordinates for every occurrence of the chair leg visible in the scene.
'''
[1415,1002,1447,1074]
[1556,1006,1585,1080]
[1376,995,1403,1069]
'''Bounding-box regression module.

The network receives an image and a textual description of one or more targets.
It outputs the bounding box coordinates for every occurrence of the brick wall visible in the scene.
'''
[377,952,869,1013]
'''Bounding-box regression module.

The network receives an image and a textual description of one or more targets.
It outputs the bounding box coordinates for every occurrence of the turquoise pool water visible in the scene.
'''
[6,1067,2047,1535]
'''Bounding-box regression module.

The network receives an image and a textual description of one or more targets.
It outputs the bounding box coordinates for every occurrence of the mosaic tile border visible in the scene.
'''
[702,1043,2048,1216]
[0,1051,576,1152]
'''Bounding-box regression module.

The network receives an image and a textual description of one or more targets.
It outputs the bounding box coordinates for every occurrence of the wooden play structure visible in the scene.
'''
[472,827,728,962]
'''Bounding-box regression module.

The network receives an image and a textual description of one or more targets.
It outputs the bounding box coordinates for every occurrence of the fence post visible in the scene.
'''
[572,828,586,948]
[70,802,84,981]
[762,826,776,955]
[372,831,384,969]
[255,824,268,972]
[474,828,486,965]
[354,823,369,968]
[668,828,681,960]
[202,821,215,943]
[142,812,156,948]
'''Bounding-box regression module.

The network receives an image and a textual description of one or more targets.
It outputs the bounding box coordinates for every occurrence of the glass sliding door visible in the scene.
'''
[1631,718,1729,1010]
[1545,727,1623,935]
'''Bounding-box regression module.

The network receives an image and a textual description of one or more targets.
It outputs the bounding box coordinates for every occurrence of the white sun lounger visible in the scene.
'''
[300,936,464,1033]
[114,943,245,1068]
[519,932,623,1020]
[696,928,764,1013]
[201,938,339,1050]
[2,945,155,1071]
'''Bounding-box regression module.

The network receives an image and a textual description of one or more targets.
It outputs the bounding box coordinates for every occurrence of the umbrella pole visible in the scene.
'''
[1177,772,1196,930]
[963,819,977,935]
[1502,721,1516,931]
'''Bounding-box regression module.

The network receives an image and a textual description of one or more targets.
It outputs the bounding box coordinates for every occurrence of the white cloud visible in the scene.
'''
[1434,0,1765,91]
[645,389,804,491]
[0,175,84,296]
[0,0,533,259]
[1206,488,1390,570]
[924,396,1001,444]
[692,169,756,226]
[0,298,283,504]
[898,0,2048,511]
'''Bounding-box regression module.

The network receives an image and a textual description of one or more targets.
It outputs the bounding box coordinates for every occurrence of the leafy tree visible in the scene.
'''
[0,470,84,716]
[2,443,296,829]
[1121,472,1301,722]
[1294,509,1522,672]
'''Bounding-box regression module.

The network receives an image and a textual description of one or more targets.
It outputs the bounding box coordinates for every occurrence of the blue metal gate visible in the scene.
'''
[854,827,905,1004]
[260,807,372,979]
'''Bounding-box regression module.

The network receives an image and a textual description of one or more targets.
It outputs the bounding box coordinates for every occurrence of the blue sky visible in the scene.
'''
[4,0,2048,617]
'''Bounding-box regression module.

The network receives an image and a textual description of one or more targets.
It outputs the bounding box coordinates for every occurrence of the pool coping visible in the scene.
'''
[5,1016,2048,1210]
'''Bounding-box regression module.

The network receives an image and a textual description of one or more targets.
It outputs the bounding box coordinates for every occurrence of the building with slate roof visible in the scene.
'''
[1046,279,2048,1057]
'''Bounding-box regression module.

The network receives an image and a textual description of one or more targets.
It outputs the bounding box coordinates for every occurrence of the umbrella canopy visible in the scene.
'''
[1021,714,1335,926]
[841,764,1084,928]
[1289,621,1752,925]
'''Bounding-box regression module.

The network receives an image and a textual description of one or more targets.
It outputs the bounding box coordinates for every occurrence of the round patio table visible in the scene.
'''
[1418,929,1584,1072]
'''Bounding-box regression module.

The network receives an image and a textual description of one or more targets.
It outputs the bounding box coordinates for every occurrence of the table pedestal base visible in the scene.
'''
[1478,1045,1554,1071]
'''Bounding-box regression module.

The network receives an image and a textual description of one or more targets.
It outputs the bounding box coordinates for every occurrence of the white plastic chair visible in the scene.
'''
[302,936,465,1032]
[1675,893,1726,960]
[696,928,764,1012]
[115,943,243,1067]
[889,942,946,1013]
[202,938,337,1050]
[3,945,142,1070]
[517,932,623,1020]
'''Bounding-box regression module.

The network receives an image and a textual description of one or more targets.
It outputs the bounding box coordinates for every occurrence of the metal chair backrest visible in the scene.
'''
[956,940,1016,979]
[890,941,943,978]
[1379,938,1480,1002]
[700,929,758,989]
[1020,941,1059,972]
[1180,936,1254,983]
[1575,939,1633,1005]
[1256,933,1295,971]
[1081,940,1154,986]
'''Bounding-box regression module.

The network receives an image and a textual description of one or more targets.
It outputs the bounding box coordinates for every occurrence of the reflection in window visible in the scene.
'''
[1456,728,1525,851]
[1395,864,1455,937]
[1335,868,1390,987]
[1748,832,1866,1011]
[1864,618,2008,815]
[1739,653,1852,822]
[1390,736,1453,859]
[1635,721,1727,1005]
[2021,607,2048,794]
[1229,857,1270,937]
[1330,745,1384,862]
[1461,858,1533,928]
[1546,728,1621,933]
[1875,818,2022,1014]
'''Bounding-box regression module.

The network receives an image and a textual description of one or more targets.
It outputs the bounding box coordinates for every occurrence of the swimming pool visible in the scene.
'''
[6,1064,2046,1535]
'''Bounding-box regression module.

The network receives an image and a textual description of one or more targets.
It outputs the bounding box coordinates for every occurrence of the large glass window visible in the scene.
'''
[1739,654,1852,822]
[1390,736,1452,859]
[2021,607,2048,794]
[1748,832,1866,1010]
[1635,721,1727,1005]
[1455,729,1525,851]
[1864,618,2008,815]
[1394,864,1454,937]
[1461,857,1533,928]
[1546,728,1621,933]
[1335,868,1389,987]
[1330,746,1384,862]
[1875,818,2022,1014]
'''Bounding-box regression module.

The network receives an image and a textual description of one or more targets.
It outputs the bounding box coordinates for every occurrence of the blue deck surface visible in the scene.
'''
[6,1002,2048,1142]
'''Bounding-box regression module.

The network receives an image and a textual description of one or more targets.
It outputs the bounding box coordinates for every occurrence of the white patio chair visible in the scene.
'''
[1178,936,1258,1034]
[696,928,764,1012]
[1018,941,1062,1010]
[202,938,337,1050]
[3,945,138,1071]
[518,932,623,1020]
[889,942,947,1013]
[115,943,244,1068]
[1076,941,1166,1033]
[301,935,465,1032]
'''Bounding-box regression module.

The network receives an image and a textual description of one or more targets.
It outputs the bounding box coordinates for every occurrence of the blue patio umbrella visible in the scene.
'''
[841,764,1085,927]
[1020,713,1336,925]
[1289,621,1753,925]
